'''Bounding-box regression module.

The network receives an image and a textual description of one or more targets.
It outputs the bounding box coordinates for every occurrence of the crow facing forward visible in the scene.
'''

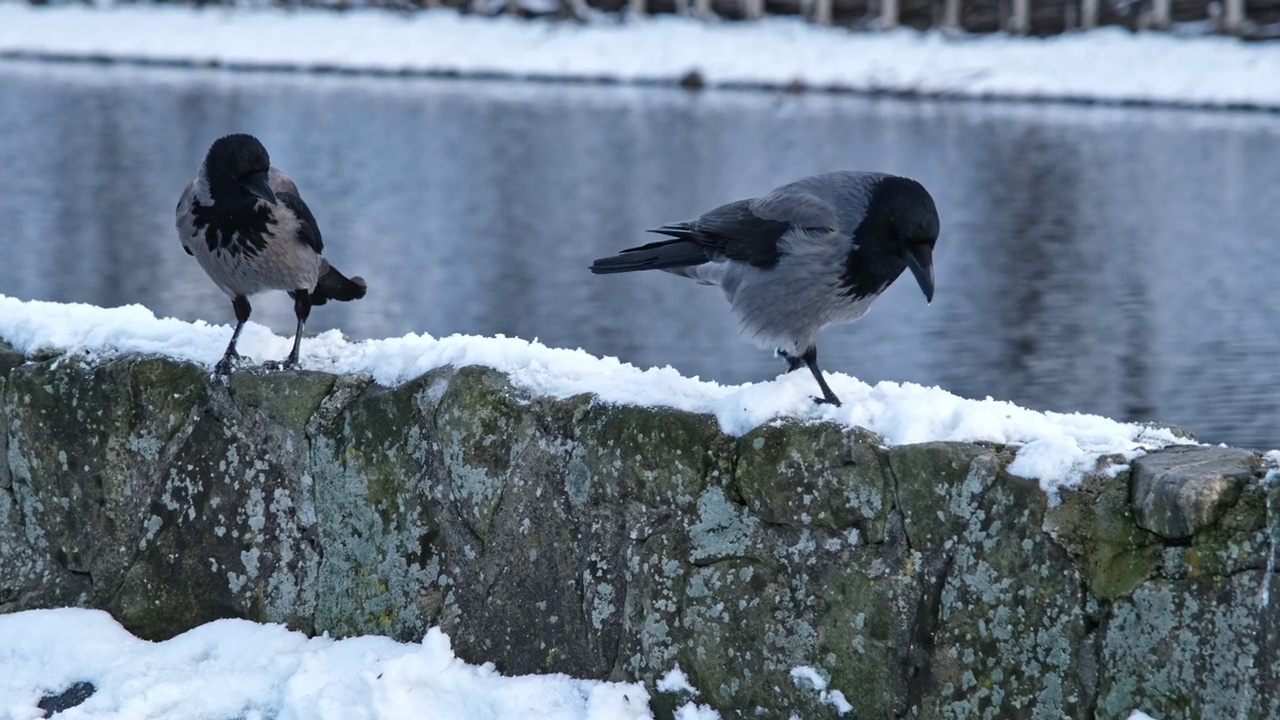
[177,133,367,374]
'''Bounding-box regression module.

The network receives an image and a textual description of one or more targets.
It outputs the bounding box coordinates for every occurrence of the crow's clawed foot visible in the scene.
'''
[812,394,843,408]
[260,356,299,372]
[214,351,243,376]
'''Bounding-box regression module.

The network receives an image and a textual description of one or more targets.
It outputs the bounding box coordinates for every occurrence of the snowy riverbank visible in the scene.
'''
[1,4,1279,109]
[0,609,667,720]
[0,610,1167,719]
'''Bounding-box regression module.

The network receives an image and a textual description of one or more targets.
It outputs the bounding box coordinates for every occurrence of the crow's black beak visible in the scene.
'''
[901,244,934,304]
[242,170,276,204]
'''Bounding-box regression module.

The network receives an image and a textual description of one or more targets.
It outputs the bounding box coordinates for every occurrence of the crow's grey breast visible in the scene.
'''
[177,133,367,375]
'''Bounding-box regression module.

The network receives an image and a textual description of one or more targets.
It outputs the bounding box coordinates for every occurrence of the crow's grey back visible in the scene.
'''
[749,170,887,240]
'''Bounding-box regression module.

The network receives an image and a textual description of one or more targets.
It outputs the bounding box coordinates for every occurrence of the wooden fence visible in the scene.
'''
[469,0,1280,36]
[52,0,1280,37]
[604,0,1277,35]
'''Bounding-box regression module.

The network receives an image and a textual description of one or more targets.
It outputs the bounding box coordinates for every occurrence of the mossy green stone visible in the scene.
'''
[736,422,892,537]
[229,369,336,429]
[571,402,725,512]
[889,441,998,550]
[1046,470,1160,599]
[0,341,26,377]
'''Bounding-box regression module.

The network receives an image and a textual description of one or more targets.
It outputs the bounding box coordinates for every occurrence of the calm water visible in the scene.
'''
[0,60,1277,449]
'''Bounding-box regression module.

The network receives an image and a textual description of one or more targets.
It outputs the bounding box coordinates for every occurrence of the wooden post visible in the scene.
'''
[630,0,646,16]
[743,0,764,19]
[882,0,899,29]
[1008,0,1029,32]
[1150,0,1170,28]
[1223,0,1245,33]
[1080,0,1098,28]
[695,0,711,18]
[943,0,962,29]
[811,0,833,24]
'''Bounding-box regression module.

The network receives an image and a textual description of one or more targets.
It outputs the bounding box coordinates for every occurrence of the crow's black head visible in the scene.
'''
[842,175,940,303]
[202,133,276,206]
[880,175,939,303]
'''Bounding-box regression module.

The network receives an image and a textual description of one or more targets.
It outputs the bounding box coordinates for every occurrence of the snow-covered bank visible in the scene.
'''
[0,610,1170,720]
[0,609,655,720]
[0,4,1279,109]
[0,296,1194,499]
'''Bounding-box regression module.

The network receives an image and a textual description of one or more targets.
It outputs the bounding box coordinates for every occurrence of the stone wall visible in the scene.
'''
[1,345,1275,718]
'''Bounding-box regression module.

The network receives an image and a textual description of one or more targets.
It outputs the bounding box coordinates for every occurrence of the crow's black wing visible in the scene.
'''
[647,192,839,269]
[276,191,324,254]
[269,168,324,254]
[643,200,785,268]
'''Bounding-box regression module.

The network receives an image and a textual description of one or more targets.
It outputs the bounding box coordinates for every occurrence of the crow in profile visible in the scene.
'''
[592,171,939,406]
[177,133,367,374]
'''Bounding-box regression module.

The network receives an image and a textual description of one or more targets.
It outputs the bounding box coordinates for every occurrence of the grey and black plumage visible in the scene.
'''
[591,171,939,406]
[177,133,367,374]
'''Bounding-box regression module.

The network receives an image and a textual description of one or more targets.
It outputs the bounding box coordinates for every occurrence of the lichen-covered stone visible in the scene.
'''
[570,401,726,514]
[1131,445,1259,540]
[926,468,1092,719]
[1045,469,1161,600]
[3,355,213,625]
[1098,572,1279,719]
[310,370,440,641]
[0,350,1273,718]
[889,441,998,550]
[229,369,337,429]
[736,422,891,537]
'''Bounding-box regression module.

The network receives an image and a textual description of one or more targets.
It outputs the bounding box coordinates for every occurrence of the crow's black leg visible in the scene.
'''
[215,295,252,375]
[802,344,841,407]
[778,349,805,373]
[265,290,312,370]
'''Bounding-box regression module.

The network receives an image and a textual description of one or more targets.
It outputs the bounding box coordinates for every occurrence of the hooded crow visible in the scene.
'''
[591,171,938,407]
[176,133,367,374]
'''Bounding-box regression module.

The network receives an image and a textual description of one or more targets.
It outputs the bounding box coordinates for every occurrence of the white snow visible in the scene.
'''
[655,666,721,718]
[1,4,1279,109]
[789,665,828,690]
[1126,712,1160,720]
[674,703,722,719]
[0,295,1193,500]
[0,608,651,720]
[788,666,851,714]
[656,665,696,694]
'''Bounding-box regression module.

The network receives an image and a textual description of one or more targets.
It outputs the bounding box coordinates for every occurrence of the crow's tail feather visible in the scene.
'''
[590,235,709,275]
[310,263,367,306]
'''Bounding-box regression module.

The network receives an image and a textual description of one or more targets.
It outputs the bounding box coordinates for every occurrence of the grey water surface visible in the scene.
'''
[0,60,1276,449]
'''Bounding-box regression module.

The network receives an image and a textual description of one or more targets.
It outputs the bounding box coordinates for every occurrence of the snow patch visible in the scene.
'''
[1264,450,1280,483]
[657,665,696,694]
[674,703,722,719]
[789,666,852,714]
[0,609,650,720]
